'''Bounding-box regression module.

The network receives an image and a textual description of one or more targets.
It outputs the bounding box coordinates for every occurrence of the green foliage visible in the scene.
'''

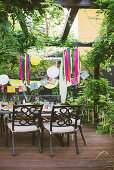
[0,30,20,77]
[30,59,55,80]
[96,100,114,135]
[84,78,109,100]
[90,0,114,65]
[86,39,113,66]
[52,84,59,95]
[0,0,64,78]
[109,87,114,100]
[0,0,113,134]
[77,0,113,128]
[66,86,75,101]
[67,96,85,106]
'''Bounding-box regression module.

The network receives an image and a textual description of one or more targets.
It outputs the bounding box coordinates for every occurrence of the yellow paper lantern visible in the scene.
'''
[30,56,40,65]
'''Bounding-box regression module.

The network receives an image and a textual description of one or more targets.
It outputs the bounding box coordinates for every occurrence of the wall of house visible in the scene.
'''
[78,9,104,55]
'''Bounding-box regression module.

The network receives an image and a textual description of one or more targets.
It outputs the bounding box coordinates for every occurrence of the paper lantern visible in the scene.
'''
[0,75,9,85]
[30,56,40,65]
[47,66,59,79]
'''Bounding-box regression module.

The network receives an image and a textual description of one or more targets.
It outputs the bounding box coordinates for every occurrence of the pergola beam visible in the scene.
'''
[45,41,93,47]
[61,8,79,41]
[46,41,93,57]
[20,0,95,10]
[18,0,97,45]
[56,0,94,8]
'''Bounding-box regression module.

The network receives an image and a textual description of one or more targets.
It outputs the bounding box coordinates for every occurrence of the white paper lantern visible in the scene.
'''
[47,66,59,79]
[0,75,9,85]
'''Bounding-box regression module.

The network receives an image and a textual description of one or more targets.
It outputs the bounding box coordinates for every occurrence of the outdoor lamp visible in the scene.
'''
[30,56,40,65]
[0,74,9,85]
[47,66,59,79]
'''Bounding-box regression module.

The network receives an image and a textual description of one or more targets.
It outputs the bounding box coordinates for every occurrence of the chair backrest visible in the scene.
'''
[50,105,82,131]
[12,104,43,131]
[39,95,61,103]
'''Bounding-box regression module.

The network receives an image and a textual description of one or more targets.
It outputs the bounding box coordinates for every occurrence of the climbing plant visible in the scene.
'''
[0,0,64,77]
[78,0,114,132]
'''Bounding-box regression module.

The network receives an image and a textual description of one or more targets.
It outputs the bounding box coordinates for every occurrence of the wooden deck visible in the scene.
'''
[0,124,114,170]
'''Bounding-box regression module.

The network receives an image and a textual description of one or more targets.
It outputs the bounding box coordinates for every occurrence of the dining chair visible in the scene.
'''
[6,104,43,156]
[42,105,86,157]
[0,114,5,135]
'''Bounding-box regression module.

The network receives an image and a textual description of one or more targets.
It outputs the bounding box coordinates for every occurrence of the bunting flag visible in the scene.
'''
[80,71,89,80]
[1,85,4,92]
[7,86,16,93]
[18,85,27,92]
[40,78,48,86]
[30,82,38,90]
[62,49,81,85]
[9,79,24,87]
[48,77,56,83]
[44,80,58,89]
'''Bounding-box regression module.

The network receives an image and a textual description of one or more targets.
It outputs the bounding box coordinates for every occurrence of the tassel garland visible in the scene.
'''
[19,53,30,85]
[62,49,81,84]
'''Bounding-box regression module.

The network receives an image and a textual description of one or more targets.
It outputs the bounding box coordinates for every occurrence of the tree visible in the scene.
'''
[0,0,63,77]
[83,0,113,120]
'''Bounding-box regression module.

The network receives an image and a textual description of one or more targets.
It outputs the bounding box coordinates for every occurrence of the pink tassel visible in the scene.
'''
[1,85,4,92]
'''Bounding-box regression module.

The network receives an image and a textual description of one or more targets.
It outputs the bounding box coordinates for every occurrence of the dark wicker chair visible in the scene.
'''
[6,104,43,156]
[43,105,86,157]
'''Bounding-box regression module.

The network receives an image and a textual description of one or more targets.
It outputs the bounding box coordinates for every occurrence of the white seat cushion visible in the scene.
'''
[8,122,38,133]
[43,122,77,134]
[41,113,51,117]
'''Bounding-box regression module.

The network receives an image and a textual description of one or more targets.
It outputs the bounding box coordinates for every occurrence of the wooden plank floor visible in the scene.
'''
[0,124,114,170]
